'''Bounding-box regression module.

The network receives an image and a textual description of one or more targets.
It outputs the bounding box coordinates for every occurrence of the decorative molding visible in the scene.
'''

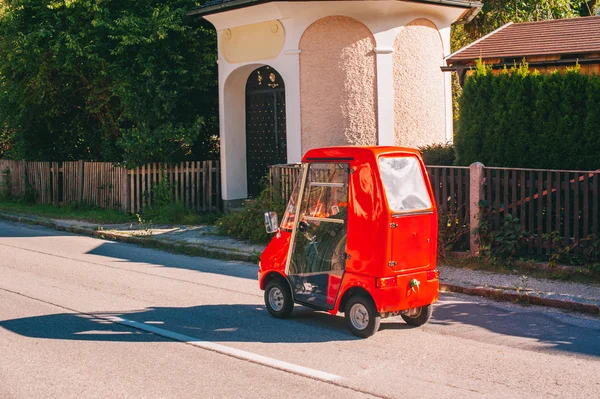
[221,20,285,63]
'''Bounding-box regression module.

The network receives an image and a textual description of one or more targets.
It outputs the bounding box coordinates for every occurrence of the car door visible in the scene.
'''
[286,163,349,310]
[379,156,434,273]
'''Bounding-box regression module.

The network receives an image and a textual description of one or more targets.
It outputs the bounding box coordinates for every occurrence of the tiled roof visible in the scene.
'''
[447,16,600,63]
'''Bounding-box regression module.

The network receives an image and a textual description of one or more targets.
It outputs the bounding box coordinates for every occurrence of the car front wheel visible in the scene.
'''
[264,279,294,319]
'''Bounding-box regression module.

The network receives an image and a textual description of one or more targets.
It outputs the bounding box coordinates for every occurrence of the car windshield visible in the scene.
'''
[379,156,432,213]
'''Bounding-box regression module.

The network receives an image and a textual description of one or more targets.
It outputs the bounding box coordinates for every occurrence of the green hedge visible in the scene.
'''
[455,61,600,170]
[418,143,456,166]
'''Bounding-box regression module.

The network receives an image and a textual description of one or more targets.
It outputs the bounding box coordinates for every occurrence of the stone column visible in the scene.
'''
[374,46,395,146]
[469,162,485,255]
[281,49,302,163]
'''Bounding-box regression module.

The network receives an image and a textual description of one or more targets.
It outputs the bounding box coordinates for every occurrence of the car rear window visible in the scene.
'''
[379,156,432,213]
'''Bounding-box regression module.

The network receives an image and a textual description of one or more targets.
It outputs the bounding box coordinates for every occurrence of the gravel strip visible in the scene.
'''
[439,264,600,301]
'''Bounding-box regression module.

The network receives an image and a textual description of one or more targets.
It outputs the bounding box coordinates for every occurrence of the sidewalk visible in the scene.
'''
[1,211,598,316]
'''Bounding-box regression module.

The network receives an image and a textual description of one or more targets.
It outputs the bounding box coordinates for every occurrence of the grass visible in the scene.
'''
[0,200,136,224]
[140,202,221,225]
[0,199,220,226]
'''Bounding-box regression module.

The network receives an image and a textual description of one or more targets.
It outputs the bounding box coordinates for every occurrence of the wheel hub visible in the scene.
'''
[350,303,369,330]
[268,287,285,312]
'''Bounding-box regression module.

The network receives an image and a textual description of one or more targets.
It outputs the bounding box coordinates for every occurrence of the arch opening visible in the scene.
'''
[245,65,287,198]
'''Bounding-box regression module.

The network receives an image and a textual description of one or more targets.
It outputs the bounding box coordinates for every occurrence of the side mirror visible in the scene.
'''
[264,211,279,234]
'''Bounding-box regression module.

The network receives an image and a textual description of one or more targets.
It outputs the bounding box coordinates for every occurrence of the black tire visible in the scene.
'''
[344,295,381,338]
[264,279,294,319]
[401,305,433,327]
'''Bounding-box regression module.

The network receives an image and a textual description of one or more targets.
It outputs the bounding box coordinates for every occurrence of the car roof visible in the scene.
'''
[302,146,422,163]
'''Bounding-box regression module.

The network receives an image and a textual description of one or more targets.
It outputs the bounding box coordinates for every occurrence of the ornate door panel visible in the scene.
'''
[245,66,287,198]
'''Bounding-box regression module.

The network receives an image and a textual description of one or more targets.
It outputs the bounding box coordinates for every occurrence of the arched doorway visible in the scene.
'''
[245,66,287,198]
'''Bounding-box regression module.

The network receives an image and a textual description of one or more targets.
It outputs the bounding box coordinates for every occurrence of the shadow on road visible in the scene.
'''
[431,300,600,357]
[0,220,71,238]
[87,242,258,281]
[1,300,597,355]
[0,304,361,343]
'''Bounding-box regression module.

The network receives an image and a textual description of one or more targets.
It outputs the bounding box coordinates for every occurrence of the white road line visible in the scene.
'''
[106,316,342,383]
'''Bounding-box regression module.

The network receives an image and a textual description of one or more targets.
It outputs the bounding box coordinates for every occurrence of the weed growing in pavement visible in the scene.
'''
[135,213,153,236]
[514,275,529,293]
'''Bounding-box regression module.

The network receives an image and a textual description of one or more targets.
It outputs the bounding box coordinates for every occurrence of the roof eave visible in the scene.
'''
[446,51,600,66]
[188,0,268,17]
[188,0,483,18]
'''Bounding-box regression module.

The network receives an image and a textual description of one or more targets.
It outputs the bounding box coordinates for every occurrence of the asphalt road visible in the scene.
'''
[1,220,599,399]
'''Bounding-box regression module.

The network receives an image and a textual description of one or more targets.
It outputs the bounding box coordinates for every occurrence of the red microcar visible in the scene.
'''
[259,146,439,337]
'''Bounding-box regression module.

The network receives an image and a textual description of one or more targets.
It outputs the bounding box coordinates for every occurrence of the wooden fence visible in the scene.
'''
[0,160,220,213]
[428,166,470,250]
[483,167,599,256]
[269,163,600,256]
[269,164,301,203]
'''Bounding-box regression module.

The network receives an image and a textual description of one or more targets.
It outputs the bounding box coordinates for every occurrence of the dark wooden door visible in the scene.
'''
[245,66,287,198]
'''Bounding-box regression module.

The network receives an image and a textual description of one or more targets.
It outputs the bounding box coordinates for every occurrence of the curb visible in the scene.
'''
[440,283,600,316]
[0,213,260,264]
[1,212,597,316]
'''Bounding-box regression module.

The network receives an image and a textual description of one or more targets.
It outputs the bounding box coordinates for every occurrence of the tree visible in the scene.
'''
[0,0,218,165]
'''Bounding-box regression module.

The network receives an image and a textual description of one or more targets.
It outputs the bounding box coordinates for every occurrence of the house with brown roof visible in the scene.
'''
[444,16,600,85]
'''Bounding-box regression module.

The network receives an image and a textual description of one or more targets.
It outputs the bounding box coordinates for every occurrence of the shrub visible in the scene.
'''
[455,60,600,170]
[474,201,528,267]
[437,206,469,259]
[216,186,285,244]
[418,143,456,166]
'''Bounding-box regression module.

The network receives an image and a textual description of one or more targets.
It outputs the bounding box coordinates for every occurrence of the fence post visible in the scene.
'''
[120,166,129,213]
[78,160,84,203]
[469,162,485,255]
[21,160,26,195]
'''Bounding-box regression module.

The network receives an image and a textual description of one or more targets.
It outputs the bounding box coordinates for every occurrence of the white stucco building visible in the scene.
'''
[189,0,482,209]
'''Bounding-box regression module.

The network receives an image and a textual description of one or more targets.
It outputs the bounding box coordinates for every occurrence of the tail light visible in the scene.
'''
[376,276,397,288]
[426,269,439,281]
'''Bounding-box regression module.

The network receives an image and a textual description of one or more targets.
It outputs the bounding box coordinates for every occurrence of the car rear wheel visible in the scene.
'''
[265,279,294,319]
[401,304,432,326]
[345,295,381,338]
